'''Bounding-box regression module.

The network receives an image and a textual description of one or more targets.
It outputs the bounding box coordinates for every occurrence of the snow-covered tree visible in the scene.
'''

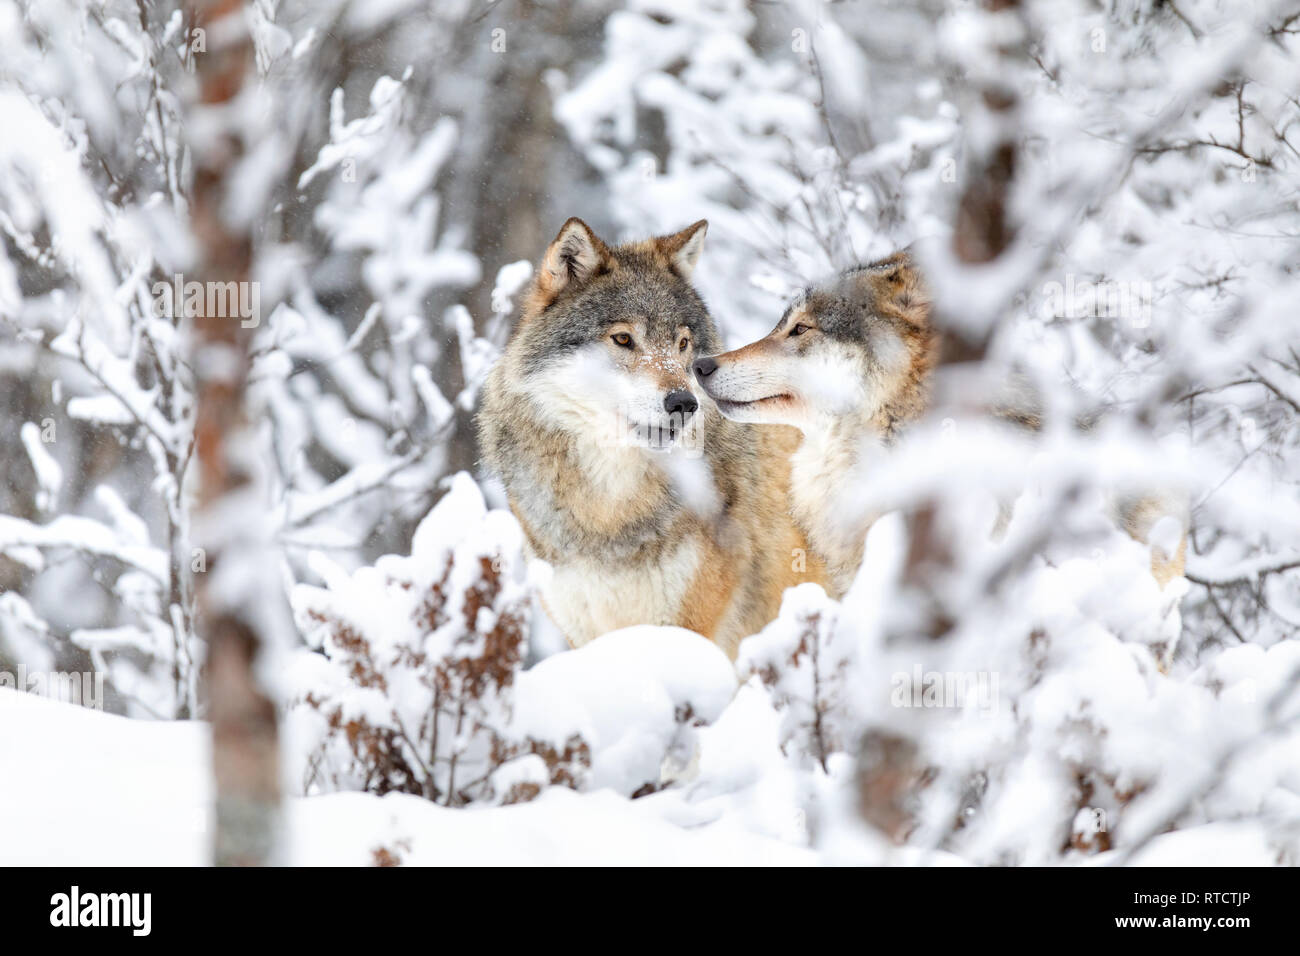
[2,0,1297,867]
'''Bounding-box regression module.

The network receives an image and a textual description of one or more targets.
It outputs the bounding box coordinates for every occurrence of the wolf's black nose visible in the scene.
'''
[664,390,699,418]
[693,357,718,378]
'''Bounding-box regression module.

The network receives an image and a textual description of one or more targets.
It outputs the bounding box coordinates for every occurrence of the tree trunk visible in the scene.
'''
[856,0,1026,840]
[186,0,281,867]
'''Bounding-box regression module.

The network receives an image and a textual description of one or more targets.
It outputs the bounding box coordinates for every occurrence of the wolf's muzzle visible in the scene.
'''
[664,389,699,419]
[692,357,718,379]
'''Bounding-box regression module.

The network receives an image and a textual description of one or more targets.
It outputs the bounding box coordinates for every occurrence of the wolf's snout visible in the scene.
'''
[664,390,699,419]
[692,357,718,379]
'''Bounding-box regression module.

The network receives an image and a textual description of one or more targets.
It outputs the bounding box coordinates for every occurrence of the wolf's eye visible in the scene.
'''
[612,332,633,348]
[678,337,690,352]
[789,323,811,337]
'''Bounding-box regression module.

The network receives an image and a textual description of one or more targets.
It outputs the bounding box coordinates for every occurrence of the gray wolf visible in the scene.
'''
[693,251,1187,598]
[478,217,827,657]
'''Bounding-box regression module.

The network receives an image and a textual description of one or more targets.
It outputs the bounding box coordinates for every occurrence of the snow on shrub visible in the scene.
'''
[286,473,741,805]
[735,510,1300,865]
[738,583,852,772]
[287,473,587,806]
[513,626,738,796]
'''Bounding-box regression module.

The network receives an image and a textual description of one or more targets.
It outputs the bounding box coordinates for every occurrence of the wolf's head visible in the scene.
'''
[506,217,717,452]
[693,251,936,435]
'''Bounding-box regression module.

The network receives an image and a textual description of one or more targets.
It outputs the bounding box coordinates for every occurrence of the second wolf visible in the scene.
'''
[693,252,1187,597]
[478,217,825,657]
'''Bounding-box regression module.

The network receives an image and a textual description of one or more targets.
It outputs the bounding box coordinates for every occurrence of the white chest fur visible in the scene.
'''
[790,421,884,594]
[542,537,705,647]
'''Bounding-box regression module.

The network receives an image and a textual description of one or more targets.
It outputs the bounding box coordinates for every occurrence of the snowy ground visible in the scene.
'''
[0,685,810,866]
[0,674,1280,866]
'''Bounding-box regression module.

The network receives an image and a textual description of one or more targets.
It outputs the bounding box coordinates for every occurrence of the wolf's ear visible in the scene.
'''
[859,251,929,327]
[656,220,708,280]
[537,218,611,306]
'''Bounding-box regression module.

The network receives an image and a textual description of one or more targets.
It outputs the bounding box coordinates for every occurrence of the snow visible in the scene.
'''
[490,260,533,316]
[0,690,209,866]
[1098,822,1281,867]
[20,421,62,513]
[19,678,1272,866]
[0,513,168,581]
[511,626,737,793]
[290,788,812,867]
[0,681,812,867]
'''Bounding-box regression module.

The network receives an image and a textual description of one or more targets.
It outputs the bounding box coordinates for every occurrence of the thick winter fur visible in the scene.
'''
[695,251,1187,597]
[478,218,825,657]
